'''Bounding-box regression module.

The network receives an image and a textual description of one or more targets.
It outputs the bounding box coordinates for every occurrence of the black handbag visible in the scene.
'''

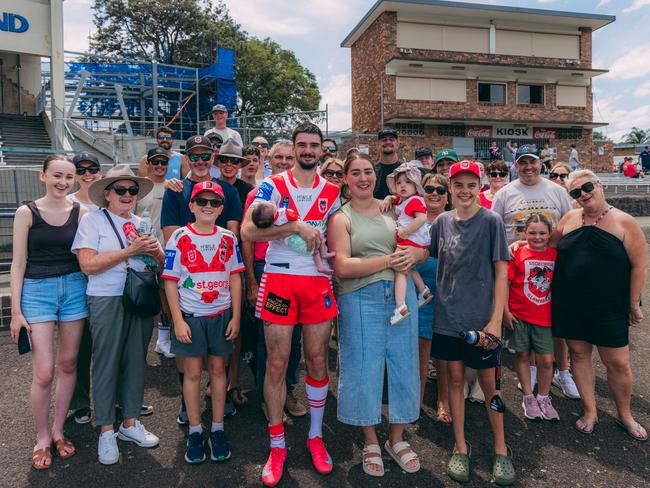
[103,209,161,317]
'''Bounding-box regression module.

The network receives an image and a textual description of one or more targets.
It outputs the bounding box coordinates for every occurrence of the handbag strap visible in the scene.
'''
[102,209,126,249]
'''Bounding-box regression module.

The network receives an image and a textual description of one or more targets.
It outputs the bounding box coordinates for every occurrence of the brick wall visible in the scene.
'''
[592,141,614,172]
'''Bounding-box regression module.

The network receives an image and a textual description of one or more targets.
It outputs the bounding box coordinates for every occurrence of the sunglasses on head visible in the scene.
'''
[252,142,269,149]
[322,169,343,178]
[569,181,595,200]
[192,197,223,208]
[110,184,139,196]
[76,166,100,175]
[188,153,212,162]
[158,134,172,140]
[323,146,337,153]
[424,185,447,195]
[489,171,508,178]
[211,142,222,149]
[149,159,169,166]
[549,172,568,180]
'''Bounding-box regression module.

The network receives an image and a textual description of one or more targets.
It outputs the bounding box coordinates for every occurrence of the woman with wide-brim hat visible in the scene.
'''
[72,164,164,465]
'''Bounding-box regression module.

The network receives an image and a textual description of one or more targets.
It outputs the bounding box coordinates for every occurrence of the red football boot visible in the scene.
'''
[307,437,333,475]
[262,447,287,487]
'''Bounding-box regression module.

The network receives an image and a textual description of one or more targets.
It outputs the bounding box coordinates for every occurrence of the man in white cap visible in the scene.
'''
[205,104,243,146]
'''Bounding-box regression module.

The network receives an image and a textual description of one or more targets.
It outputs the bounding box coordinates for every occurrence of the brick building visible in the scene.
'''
[341,0,615,168]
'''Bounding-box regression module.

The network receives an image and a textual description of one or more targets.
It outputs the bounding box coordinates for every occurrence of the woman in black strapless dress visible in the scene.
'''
[551,170,647,442]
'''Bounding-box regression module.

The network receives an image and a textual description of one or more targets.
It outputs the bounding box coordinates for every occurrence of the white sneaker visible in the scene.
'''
[517,366,538,392]
[552,370,580,399]
[468,379,485,404]
[155,340,175,358]
[118,420,160,448]
[98,430,119,465]
[390,304,410,325]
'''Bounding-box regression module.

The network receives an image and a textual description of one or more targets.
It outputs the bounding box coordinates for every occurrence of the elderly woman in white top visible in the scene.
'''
[72,165,164,465]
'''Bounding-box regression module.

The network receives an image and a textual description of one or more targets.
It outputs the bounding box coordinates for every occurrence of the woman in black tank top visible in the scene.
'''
[10,155,89,469]
[552,169,647,442]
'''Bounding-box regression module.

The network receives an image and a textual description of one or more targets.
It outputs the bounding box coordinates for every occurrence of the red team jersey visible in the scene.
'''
[252,170,341,276]
[507,246,557,327]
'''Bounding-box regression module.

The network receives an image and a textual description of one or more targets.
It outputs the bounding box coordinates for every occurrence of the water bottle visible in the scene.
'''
[459,330,501,350]
[138,211,154,236]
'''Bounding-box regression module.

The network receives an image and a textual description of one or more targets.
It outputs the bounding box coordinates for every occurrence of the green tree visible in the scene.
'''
[623,127,650,144]
[87,0,320,116]
[592,131,610,142]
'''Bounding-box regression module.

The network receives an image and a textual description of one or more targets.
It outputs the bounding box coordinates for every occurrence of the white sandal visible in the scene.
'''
[362,444,384,477]
[384,440,420,473]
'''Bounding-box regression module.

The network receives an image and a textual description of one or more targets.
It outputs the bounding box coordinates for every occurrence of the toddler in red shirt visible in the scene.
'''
[504,214,560,422]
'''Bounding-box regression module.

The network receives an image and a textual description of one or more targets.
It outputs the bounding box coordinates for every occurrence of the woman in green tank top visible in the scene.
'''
[328,154,427,477]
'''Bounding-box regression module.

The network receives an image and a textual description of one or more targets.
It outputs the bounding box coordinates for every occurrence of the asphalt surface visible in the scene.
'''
[1,279,649,487]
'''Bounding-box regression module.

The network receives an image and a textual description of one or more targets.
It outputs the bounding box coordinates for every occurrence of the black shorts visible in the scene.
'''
[553,315,629,348]
[430,333,501,369]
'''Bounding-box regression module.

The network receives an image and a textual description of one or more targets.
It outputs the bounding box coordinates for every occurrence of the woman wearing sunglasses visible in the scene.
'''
[72,165,165,465]
[548,163,571,190]
[416,173,453,424]
[69,153,103,211]
[551,170,647,441]
[479,162,509,209]
[320,158,345,188]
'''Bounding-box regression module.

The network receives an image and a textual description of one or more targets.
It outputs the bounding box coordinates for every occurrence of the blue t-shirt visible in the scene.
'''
[639,151,650,169]
[160,177,243,230]
[164,152,183,180]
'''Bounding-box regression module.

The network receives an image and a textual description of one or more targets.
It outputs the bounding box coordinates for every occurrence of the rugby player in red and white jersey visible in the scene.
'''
[241,122,340,486]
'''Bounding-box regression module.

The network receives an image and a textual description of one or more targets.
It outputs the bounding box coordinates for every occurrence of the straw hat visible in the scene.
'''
[88,164,154,208]
[386,162,425,196]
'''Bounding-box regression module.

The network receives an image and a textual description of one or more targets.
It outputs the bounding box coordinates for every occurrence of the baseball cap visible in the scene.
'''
[434,149,459,165]
[190,181,224,201]
[147,147,169,161]
[378,128,398,139]
[210,104,227,114]
[515,144,540,163]
[449,160,481,180]
[185,135,212,152]
[415,147,433,159]
[204,129,224,143]
[72,152,100,168]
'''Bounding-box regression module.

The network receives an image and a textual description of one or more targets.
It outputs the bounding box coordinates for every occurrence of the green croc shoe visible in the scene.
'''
[492,446,516,486]
[447,441,471,483]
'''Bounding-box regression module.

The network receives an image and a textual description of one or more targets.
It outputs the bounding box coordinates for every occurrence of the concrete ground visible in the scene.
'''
[0,270,649,487]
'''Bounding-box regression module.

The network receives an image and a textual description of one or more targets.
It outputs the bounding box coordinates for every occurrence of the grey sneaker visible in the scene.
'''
[552,370,580,399]
[537,396,560,421]
[522,395,542,421]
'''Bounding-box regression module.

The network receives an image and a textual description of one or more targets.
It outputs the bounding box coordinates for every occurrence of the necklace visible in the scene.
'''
[582,205,612,227]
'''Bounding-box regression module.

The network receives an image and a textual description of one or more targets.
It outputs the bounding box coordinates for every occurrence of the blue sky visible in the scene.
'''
[63,0,650,140]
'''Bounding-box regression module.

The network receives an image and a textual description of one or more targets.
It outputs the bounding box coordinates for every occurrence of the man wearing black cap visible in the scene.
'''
[205,104,243,146]
[374,128,403,199]
[138,127,188,179]
[415,147,434,172]
[160,134,244,424]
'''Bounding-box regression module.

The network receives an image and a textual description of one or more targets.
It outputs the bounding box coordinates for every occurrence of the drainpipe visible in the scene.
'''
[16,54,22,115]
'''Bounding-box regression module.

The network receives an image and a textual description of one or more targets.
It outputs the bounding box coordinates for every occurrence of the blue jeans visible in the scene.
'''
[21,271,88,324]
[254,261,302,395]
[337,279,420,426]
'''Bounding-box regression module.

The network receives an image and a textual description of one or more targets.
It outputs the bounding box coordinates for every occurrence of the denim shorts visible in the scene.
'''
[21,272,88,324]
[337,279,420,426]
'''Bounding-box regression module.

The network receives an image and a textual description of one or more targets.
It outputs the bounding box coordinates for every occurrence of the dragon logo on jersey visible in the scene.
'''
[523,260,554,305]
[318,198,328,213]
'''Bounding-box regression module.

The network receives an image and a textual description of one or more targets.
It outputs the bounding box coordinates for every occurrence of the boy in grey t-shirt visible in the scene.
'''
[429,160,514,485]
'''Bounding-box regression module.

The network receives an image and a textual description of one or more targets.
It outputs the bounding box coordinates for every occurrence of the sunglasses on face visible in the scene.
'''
[549,172,568,180]
[192,197,223,208]
[76,166,100,175]
[323,146,337,153]
[188,153,212,162]
[252,142,269,149]
[489,171,508,178]
[218,157,242,166]
[211,143,222,149]
[110,185,139,196]
[149,159,169,166]
[322,169,343,178]
[158,135,172,141]
[569,181,596,200]
[424,185,447,195]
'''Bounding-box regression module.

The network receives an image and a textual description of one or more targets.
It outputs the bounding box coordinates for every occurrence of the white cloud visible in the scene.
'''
[596,0,613,8]
[318,73,351,131]
[624,0,650,13]
[634,80,650,97]
[603,43,650,80]
[595,97,650,142]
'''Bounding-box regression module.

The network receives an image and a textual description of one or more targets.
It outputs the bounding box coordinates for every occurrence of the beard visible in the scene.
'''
[159,141,171,150]
[297,154,317,170]
[382,147,395,156]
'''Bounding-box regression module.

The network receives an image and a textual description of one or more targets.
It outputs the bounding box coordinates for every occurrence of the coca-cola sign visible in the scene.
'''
[466,126,491,137]
[533,128,557,139]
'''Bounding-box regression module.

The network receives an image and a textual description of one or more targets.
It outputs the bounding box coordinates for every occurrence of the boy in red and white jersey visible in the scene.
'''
[162,181,244,465]
[242,122,341,486]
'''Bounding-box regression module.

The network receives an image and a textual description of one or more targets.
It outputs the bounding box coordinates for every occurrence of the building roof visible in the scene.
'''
[341,0,616,47]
